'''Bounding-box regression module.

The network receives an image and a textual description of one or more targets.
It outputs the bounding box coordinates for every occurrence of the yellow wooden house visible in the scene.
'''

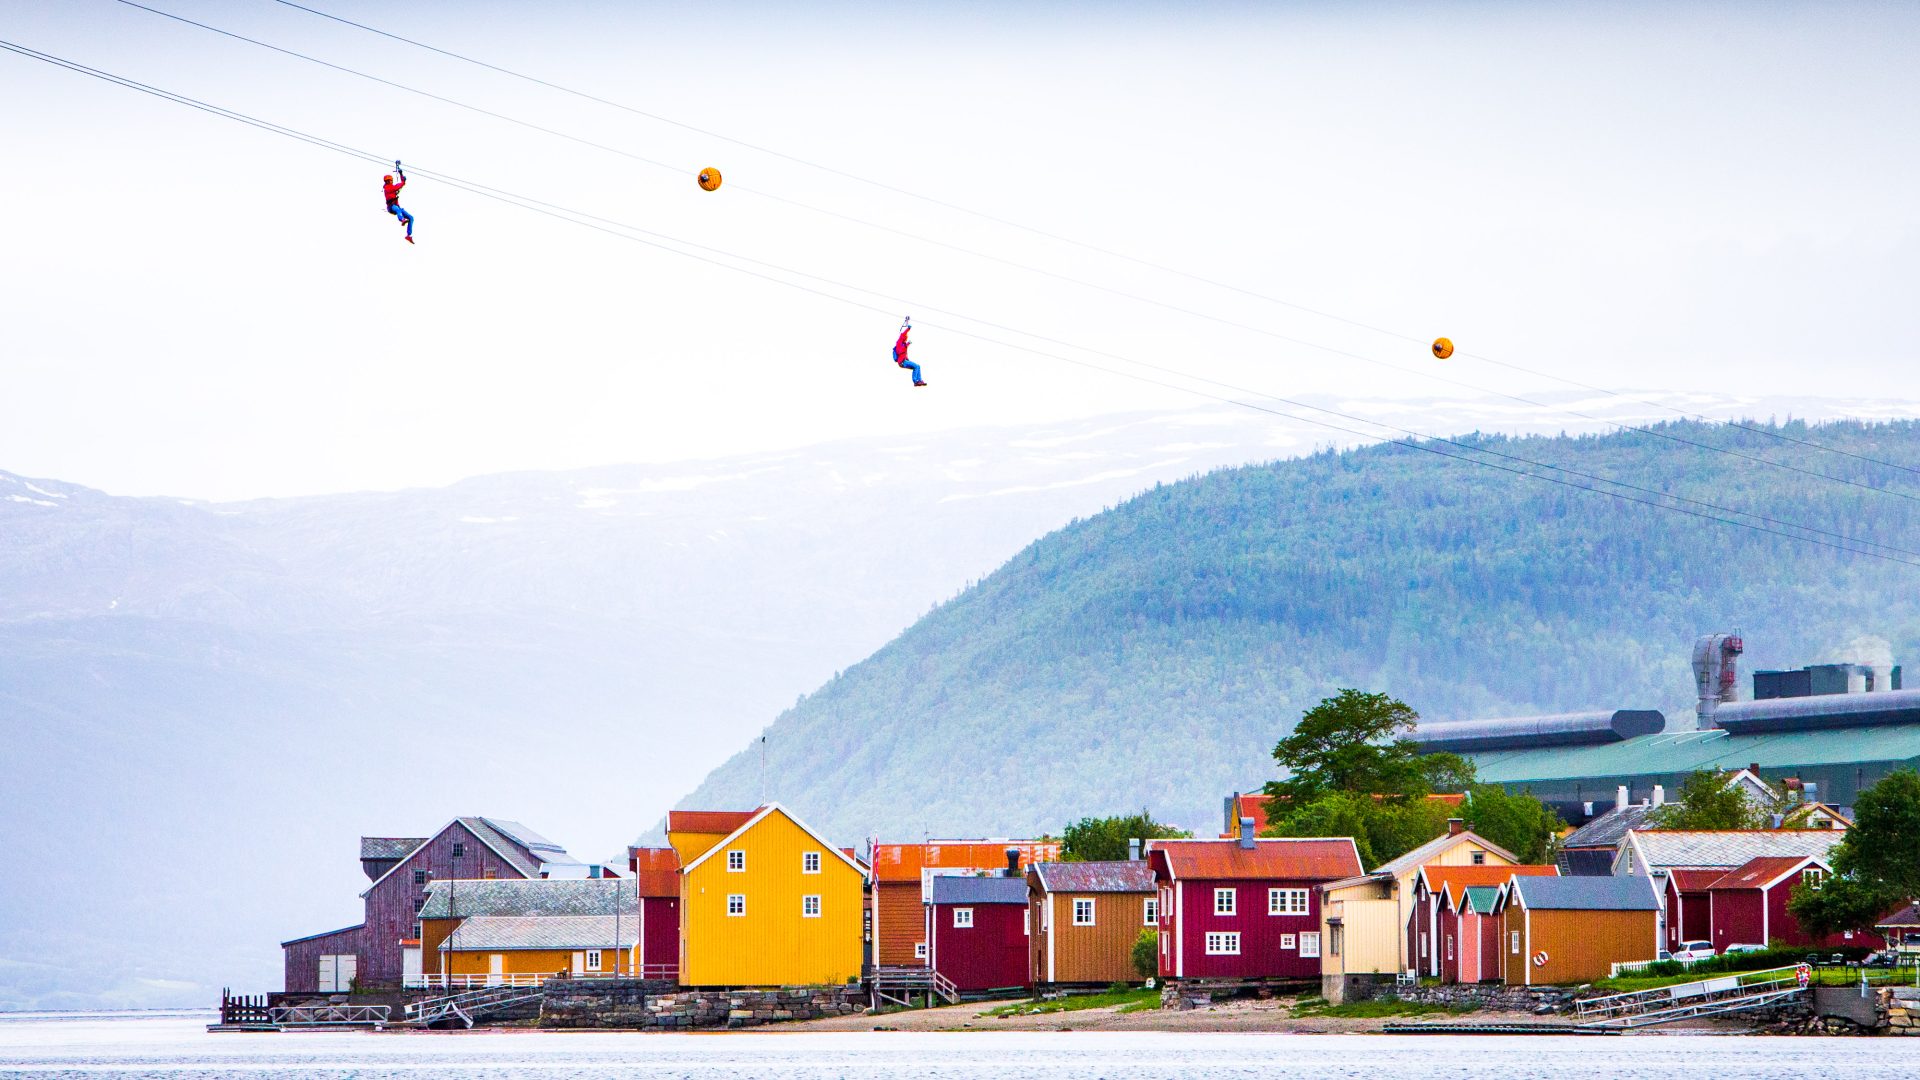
[671,803,864,988]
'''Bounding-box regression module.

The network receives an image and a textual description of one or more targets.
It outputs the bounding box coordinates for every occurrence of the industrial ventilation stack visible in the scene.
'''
[1692,632,1744,730]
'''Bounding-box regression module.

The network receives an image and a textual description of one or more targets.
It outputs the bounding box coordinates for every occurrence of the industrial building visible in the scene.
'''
[1417,634,1920,810]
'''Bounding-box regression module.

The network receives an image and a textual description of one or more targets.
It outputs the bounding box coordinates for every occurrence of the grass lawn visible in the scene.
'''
[1290,996,1478,1019]
[984,987,1159,1017]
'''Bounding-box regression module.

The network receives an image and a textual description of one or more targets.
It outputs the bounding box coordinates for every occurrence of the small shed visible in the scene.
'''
[1027,860,1156,987]
[1449,886,1503,984]
[1497,875,1659,986]
[928,875,1030,993]
[1416,864,1559,981]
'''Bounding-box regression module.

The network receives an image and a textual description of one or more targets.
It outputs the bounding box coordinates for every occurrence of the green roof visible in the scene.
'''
[1471,724,1920,785]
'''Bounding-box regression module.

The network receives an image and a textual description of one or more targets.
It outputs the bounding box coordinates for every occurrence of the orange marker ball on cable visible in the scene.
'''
[697,167,723,191]
[1431,337,1454,359]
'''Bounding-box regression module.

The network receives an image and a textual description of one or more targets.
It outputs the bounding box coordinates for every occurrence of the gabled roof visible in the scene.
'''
[667,810,759,836]
[1424,864,1559,907]
[1705,855,1828,892]
[360,837,427,862]
[678,803,865,876]
[442,915,637,951]
[869,840,1060,882]
[1149,838,1362,882]
[1371,829,1518,877]
[628,847,681,898]
[419,877,637,920]
[359,816,552,897]
[1560,804,1659,849]
[1030,860,1156,894]
[1509,875,1659,912]
[1623,829,1846,873]
[1668,868,1726,892]
[1459,886,1502,915]
[930,875,1030,905]
[1877,903,1920,930]
[279,923,365,948]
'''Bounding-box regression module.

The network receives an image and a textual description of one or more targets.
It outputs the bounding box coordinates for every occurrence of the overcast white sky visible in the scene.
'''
[3,0,1916,501]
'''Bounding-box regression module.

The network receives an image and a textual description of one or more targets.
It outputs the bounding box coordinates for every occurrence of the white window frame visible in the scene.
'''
[584,949,603,972]
[914,941,927,959]
[802,894,821,918]
[1804,869,1826,889]
[1144,897,1159,925]
[1280,933,1297,949]
[1213,888,1236,916]
[1024,908,1031,937]
[1470,850,1486,865]
[1419,931,1429,958]
[1073,898,1096,926]
[802,851,822,874]
[953,907,973,928]
[1299,931,1321,958]
[726,849,745,872]
[1510,930,1521,954]
[1204,931,1241,955]
[1268,888,1309,915]
[727,893,746,917]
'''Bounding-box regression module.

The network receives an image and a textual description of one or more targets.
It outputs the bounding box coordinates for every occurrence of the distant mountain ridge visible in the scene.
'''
[673,418,1920,850]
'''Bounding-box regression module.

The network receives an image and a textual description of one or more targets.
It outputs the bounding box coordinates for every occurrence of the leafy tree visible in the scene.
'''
[1060,811,1190,862]
[1790,770,1920,937]
[1267,690,1426,802]
[1131,928,1159,980]
[1462,785,1563,864]
[1648,770,1772,830]
[1265,790,1454,870]
[1419,752,1479,795]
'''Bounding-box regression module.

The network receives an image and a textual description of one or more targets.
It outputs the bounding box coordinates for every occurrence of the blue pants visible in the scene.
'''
[388,203,413,236]
[899,360,922,384]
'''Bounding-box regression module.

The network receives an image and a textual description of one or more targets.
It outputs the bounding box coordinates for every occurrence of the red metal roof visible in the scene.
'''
[1423,864,1558,907]
[1152,838,1362,882]
[870,840,1061,882]
[1667,868,1726,892]
[628,846,681,898]
[1706,855,1821,891]
[1030,860,1156,893]
[666,809,757,836]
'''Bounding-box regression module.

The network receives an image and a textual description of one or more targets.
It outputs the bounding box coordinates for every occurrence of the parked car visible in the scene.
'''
[1722,943,1767,955]
[1670,941,1716,963]
[1863,949,1898,967]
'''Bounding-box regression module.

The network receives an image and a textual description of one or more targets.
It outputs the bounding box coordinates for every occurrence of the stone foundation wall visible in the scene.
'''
[1881,986,1920,1035]
[538,980,866,1030]
[1354,981,1578,1014]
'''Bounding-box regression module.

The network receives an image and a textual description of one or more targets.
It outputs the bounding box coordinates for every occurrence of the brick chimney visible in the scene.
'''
[1447,818,1465,837]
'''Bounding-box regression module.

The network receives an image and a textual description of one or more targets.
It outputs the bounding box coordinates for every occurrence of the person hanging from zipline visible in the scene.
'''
[382,160,414,244]
[892,317,926,387]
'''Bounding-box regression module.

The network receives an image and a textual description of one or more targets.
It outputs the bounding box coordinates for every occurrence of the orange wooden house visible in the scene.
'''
[868,839,1060,967]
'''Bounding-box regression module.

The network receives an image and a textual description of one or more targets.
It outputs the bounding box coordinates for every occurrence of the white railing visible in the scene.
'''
[404,973,552,990]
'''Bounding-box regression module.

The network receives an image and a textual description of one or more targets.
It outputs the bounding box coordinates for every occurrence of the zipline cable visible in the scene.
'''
[6,35,1917,570]
[260,0,1920,482]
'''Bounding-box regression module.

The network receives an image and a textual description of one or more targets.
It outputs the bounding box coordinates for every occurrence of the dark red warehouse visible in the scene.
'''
[927,875,1031,993]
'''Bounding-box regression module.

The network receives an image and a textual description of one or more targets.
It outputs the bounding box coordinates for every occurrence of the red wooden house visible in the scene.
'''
[1438,885,1506,984]
[628,846,682,979]
[1705,855,1882,952]
[927,875,1030,993]
[1148,829,1362,982]
[1662,869,1722,951]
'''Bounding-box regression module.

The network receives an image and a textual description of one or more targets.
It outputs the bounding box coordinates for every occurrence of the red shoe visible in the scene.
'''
[914,380,928,387]
[404,236,415,244]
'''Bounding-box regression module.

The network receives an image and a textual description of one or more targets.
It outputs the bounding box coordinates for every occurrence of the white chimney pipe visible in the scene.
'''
[1616,785,1630,811]
[1652,785,1665,807]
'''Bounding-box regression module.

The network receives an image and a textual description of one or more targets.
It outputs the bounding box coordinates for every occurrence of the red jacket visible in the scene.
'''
[893,328,910,364]
[383,177,406,205]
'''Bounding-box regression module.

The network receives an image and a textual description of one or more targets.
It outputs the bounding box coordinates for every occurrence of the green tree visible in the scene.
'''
[1790,770,1920,937]
[1060,811,1190,862]
[1648,770,1772,830]
[1131,928,1159,980]
[1419,752,1479,795]
[1266,689,1426,802]
[1265,790,1454,870]
[1462,785,1564,864]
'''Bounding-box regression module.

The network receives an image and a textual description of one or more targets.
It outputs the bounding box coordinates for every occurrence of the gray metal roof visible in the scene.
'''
[1560,804,1658,849]
[482,818,573,858]
[1628,829,1846,871]
[931,875,1030,905]
[360,837,427,862]
[1557,848,1618,877]
[1511,875,1659,911]
[420,877,638,920]
[459,817,548,878]
[1030,861,1155,893]
[442,915,637,951]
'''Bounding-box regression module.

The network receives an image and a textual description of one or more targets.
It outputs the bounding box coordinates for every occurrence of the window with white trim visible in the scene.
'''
[1419,932,1429,958]
[802,851,821,874]
[726,850,745,872]
[802,894,821,918]
[1143,897,1159,925]
[1280,933,1297,949]
[953,907,973,928]
[1205,932,1240,955]
[914,942,927,959]
[1804,868,1826,889]
[1072,898,1095,926]
[1024,908,1031,937]
[1446,935,1454,960]
[585,949,603,972]
[1299,931,1320,958]
[1213,888,1236,916]
[1470,850,1486,865]
[1510,930,1521,954]
[1330,925,1343,956]
[727,894,745,916]
[1268,888,1309,915]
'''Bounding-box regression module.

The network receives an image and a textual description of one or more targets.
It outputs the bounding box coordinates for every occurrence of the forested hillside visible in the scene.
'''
[676,420,1920,841]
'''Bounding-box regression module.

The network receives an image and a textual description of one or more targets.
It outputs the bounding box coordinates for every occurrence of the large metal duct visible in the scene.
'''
[1708,689,1920,734]
[1413,710,1667,754]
